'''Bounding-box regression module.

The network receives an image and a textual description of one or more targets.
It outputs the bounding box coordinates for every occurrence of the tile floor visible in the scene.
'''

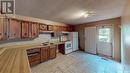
[31,51,124,73]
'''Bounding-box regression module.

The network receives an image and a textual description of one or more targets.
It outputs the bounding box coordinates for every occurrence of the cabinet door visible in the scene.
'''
[32,23,39,38]
[0,18,7,40]
[21,21,29,38]
[27,48,41,66]
[0,18,4,40]
[39,24,47,32]
[28,23,32,38]
[47,25,54,31]
[58,44,65,54]
[41,47,50,62]
[49,45,57,59]
[8,19,21,39]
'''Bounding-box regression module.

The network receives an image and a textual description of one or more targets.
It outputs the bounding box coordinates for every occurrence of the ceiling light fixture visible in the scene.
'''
[82,11,96,18]
[83,13,89,18]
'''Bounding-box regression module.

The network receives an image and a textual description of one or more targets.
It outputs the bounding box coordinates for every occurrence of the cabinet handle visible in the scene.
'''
[4,33,7,35]
[24,33,27,35]
[14,33,16,36]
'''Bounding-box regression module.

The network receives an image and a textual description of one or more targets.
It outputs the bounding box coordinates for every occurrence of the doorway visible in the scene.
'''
[97,26,113,57]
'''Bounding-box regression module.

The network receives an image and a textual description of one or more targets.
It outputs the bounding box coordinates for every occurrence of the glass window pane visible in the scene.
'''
[98,28,111,42]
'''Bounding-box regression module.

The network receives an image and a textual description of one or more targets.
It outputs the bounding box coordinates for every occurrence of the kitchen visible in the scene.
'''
[0,14,79,73]
[0,0,130,73]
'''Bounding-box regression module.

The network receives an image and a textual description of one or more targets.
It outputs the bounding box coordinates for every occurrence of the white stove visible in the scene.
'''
[65,41,72,54]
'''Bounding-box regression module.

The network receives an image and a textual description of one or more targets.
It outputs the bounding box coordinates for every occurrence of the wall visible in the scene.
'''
[75,17,121,61]
[121,0,130,72]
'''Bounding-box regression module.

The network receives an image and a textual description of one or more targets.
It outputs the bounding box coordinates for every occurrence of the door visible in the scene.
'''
[85,27,97,54]
[97,26,112,57]
[8,19,21,39]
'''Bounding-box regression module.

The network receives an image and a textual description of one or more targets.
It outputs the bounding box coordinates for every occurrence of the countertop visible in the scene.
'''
[0,42,65,73]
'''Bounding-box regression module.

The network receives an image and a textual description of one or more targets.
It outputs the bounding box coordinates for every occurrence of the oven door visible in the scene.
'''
[65,41,72,50]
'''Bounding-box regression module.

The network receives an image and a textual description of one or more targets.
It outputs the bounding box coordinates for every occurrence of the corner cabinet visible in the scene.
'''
[8,19,21,39]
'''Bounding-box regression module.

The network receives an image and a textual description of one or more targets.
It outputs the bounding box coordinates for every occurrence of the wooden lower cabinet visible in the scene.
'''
[41,47,50,62]
[27,48,41,66]
[49,45,57,59]
[28,54,41,66]
[58,44,65,54]
[27,45,57,66]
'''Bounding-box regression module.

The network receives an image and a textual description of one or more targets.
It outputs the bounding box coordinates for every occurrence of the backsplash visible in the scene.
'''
[0,34,59,48]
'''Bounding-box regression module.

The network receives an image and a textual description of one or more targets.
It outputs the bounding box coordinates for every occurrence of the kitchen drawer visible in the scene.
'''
[28,53,41,66]
[27,48,40,54]
[29,59,41,66]
[28,53,41,61]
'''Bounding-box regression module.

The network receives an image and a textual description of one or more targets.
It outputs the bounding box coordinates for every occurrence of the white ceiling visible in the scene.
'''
[15,0,126,25]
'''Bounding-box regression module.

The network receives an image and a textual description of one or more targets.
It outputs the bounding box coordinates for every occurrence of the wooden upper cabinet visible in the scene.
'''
[0,18,7,40]
[47,25,54,31]
[53,26,58,31]
[28,22,39,38]
[28,23,32,38]
[0,18,4,40]
[21,21,29,38]
[31,23,39,38]
[39,24,47,32]
[8,19,21,39]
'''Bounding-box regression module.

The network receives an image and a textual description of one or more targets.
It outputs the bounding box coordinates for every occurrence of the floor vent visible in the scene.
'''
[101,57,109,61]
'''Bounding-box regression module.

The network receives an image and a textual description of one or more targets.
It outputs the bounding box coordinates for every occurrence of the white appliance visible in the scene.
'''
[65,41,73,54]
[69,32,79,51]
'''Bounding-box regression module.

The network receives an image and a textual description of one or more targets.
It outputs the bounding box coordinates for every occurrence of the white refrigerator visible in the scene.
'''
[69,32,79,51]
